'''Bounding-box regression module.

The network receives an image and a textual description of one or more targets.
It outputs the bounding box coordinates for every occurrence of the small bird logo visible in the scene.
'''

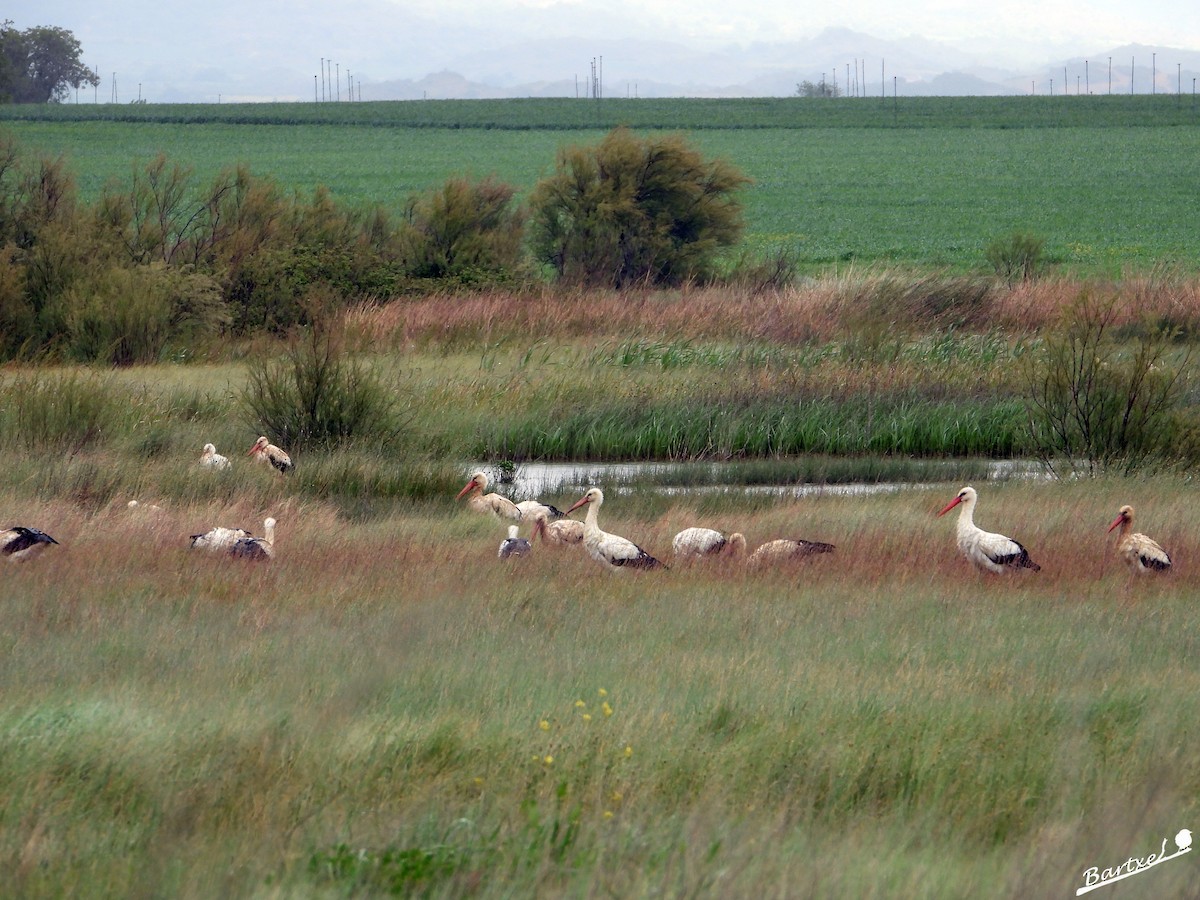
[1175,829,1192,852]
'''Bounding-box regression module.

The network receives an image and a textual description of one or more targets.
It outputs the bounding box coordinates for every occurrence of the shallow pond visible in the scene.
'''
[471,458,1048,502]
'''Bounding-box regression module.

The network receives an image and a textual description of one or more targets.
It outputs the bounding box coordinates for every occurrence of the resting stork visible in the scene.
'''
[456,471,521,521]
[200,443,231,470]
[498,524,532,559]
[231,517,276,561]
[1107,505,1171,574]
[190,525,252,552]
[247,436,293,473]
[530,508,585,546]
[564,488,665,571]
[2,526,60,561]
[747,538,835,566]
[937,486,1040,574]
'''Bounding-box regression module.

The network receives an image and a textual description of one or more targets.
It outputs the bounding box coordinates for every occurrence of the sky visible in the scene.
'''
[10,0,1200,101]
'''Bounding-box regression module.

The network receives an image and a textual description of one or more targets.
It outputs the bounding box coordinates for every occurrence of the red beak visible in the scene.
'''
[1107,514,1126,533]
[937,496,963,517]
[455,479,477,500]
[565,495,590,515]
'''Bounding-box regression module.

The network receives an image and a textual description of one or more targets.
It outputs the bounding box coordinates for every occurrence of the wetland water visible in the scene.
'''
[473,459,1047,502]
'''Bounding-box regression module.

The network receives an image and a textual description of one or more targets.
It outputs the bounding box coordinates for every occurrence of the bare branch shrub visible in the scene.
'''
[1024,289,1193,476]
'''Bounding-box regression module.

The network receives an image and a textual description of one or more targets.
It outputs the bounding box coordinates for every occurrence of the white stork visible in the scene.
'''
[530,508,585,546]
[1107,505,1171,574]
[747,537,835,566]
[515,499,566,521]
[937,485,1040,574]
[200,443,231,470]
[672,527,747,560]
[231,517,277,561]
[247,436,293,473]
[190,525,252,552]
[456,471,521,521]
[564,488,665,571]
[498,524,532,559]
[2,526,60,561]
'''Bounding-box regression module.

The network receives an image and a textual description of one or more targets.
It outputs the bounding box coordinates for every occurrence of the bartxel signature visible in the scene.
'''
[1076,828,1192,895]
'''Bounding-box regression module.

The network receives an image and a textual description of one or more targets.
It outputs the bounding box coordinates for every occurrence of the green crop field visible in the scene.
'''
[4,95,1200,274]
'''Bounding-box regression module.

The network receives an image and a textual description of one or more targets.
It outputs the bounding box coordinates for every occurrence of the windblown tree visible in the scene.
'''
[0,21,98,103]
[529,127,750,288]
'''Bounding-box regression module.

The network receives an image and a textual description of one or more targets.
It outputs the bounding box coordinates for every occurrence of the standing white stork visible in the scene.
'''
[530,508,585,546]
[231,517,277,561]
[247,436,293,473]
[2,526,60,561]
[199,442,231,470]
[564,488,665,571]
[1107,505,1171,574]
[498,524,532,559]
[937,486,1040,574]
[673,527,747,560]
[190,525,252,552]
[456,471,522,521]
[747,537,835,566]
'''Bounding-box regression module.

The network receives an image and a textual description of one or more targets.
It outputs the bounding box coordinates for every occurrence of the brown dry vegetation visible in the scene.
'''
[343,272,1200,350]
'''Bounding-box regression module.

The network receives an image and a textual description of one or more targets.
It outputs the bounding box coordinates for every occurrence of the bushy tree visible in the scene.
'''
[0,21,98,104]
[401,176,526,281]
[529,127,750,288]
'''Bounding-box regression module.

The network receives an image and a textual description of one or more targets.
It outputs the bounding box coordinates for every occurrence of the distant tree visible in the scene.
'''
[528,127,750,288]
[0,21,98,104]
[796,79,841,98]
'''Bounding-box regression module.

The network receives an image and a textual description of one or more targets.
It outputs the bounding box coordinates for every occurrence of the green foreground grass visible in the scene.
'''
[3,479,1199,898]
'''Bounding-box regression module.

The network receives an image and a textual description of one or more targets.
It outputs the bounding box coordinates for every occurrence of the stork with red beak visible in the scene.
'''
[1107,505,1171,574]
[247,436,293,473]
[938,486,1040,574]
[564,487,665,571]
[456,470,522,521]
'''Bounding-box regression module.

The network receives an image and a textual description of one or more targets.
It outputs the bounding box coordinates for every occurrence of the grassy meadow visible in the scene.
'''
[4,97,1200,897]
[4,281,1200,896]
[5,95,1200,273]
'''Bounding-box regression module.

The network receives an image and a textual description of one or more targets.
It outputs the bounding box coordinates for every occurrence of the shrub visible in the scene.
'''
[986,231,1045,283]
[241,300,404,451]
[0,244,35,358]
[1023,289,1193,475]
[401,176,527,281]
[54,263,227,365]
[528,127,751,288]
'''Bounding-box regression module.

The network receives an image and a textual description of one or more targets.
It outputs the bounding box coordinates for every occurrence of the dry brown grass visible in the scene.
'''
[344,272,1200,352]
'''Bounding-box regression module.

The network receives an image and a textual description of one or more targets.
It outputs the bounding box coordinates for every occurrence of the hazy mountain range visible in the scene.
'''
[359,28,1200,101]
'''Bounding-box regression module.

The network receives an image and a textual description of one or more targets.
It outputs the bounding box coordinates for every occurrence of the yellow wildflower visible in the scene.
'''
[544,755,554,765]
[602,702,613,717]
[582,713,592,722]
[603,810,614,820]
[539,719,550,731]
[598,688,608,697]
[575,699,586,708]
[624,745,633,758]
